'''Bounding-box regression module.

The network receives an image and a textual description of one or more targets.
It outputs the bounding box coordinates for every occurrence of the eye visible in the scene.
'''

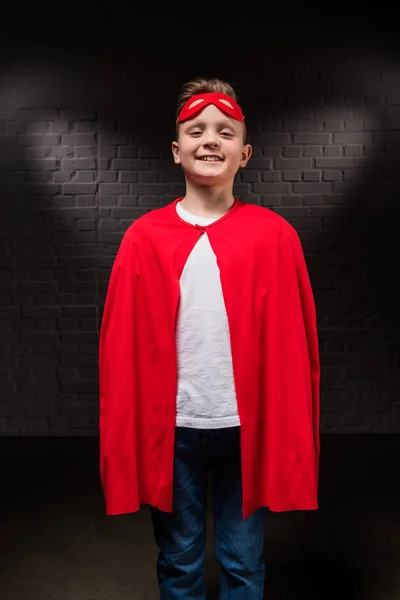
[190,130,202,136]
[221,131,234,137]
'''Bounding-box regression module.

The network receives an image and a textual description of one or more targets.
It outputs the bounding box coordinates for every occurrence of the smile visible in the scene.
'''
[197,157,224,162]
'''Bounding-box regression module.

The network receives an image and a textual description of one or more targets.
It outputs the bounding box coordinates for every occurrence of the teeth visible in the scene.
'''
[200,157,222,161]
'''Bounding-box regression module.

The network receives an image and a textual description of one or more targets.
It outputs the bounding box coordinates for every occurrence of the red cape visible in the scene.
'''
[99,197,320,519]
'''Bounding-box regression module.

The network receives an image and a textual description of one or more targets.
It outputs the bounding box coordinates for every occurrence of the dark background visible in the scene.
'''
[1,7,399,436]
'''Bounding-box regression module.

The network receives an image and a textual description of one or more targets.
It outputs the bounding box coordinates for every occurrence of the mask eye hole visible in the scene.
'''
[188,98,205,110]
[218,98,234,109]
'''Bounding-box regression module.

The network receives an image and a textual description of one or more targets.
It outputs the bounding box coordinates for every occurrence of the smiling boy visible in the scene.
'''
[172,91,251,218]
[99,77,320,598]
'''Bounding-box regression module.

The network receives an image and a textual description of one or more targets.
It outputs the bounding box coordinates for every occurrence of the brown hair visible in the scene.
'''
[175,76,247,142]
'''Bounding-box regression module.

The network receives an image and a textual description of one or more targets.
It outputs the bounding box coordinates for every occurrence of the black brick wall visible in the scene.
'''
[0,16,399,435]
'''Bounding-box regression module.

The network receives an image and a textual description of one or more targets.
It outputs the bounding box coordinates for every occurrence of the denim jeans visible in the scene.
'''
[150,426,267,599]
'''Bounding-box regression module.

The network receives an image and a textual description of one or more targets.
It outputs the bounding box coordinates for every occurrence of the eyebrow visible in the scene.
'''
[185,120,236,129]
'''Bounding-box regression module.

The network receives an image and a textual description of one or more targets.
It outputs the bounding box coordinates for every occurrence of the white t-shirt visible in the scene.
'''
[175,200,241,429]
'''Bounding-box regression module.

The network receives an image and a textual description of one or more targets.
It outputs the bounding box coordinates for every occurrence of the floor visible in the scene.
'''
[0,434,399,599]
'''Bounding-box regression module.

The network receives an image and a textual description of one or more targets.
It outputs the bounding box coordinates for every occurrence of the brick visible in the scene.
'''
[129,184,173,195]
[324,120,342,132]
[303,146,322,157]
[259,171,279,183]
[281,195,301,206]
[112,159,151,170]
[137,196,159,207]
[283,108,314,119]
[344,119,363,131]
[20,109,60,120]
[139,147,162,158]
[24,122,47,133]
[63,184,97,195]
[260,195,281,206]
[261,120,282,132]
[333,132,373,144]
[99,195,118,206]
[354,158,376,168]
[253,183,290,194]
[284,146,302,157]
[74,121,96,133]
[99,171,118,182]
[99,146,117,158]
[49,146,69,158]
[20,134,60,145]
[283,170,300,181]
[78,219,95,230]
[77,171,96,183]
[315,158,353,168]
[293,183,332,194]
[74,146,96,157]
[241,171,260,182]
[344,170,381,181]
[77,196,95,206]
[62,110,96,120]
[302,120,325,132]
[120,171,139,183]
[323,146,342,157]
[119,146,139,158]
[293,133,331,144]
[99,159,110,170]
[315,108,352,119]
[275,158,312,170]
[363,119,381,130]
[110,208,149,220]
[121,196,139,206]
[51,122,69,134]
[344,146,362,157]
[323,170,341,181]
[99,183,129,194]
[62,134,96,146]
[54,172,71,183]
[332,182,367,193]
[252,133,291,145]
[303,171,321,182]
[25,159,58,171]
[140,172,159,183]
[99,134,129,145]
[282,120,301,133]
[62,158,96,170]
[57,208,96,218]
[274,207,308,218]
[247,159,272,169]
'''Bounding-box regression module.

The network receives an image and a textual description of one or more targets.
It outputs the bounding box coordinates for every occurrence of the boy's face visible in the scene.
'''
[172,104,252,185]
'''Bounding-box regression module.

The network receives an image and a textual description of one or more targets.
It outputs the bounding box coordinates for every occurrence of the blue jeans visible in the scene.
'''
[150,426,267,599]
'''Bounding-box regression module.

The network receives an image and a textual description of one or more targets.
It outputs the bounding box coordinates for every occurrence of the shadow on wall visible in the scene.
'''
[231,36,400,429]
[0,62,111,435]
[0,120,64,430]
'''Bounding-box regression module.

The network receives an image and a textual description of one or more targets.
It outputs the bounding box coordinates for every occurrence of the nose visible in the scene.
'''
[203,132,219,148]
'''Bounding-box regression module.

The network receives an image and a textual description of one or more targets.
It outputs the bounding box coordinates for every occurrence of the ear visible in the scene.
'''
[239,144,252,168]
[172,141,181,164]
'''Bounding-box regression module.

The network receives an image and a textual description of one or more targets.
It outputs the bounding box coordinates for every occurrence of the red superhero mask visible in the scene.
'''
[178,92,245,123]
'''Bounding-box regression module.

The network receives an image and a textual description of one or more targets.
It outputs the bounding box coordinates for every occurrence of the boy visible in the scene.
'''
[99,77,320,599]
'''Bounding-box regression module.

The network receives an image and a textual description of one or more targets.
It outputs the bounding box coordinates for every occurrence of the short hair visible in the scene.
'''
[175,76,246,142]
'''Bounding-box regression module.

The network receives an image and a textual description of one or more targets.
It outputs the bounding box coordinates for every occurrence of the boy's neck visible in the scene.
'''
[179,188,235,219]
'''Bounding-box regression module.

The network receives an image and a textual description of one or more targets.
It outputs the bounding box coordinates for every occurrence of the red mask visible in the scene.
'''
[178,92,245,123]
